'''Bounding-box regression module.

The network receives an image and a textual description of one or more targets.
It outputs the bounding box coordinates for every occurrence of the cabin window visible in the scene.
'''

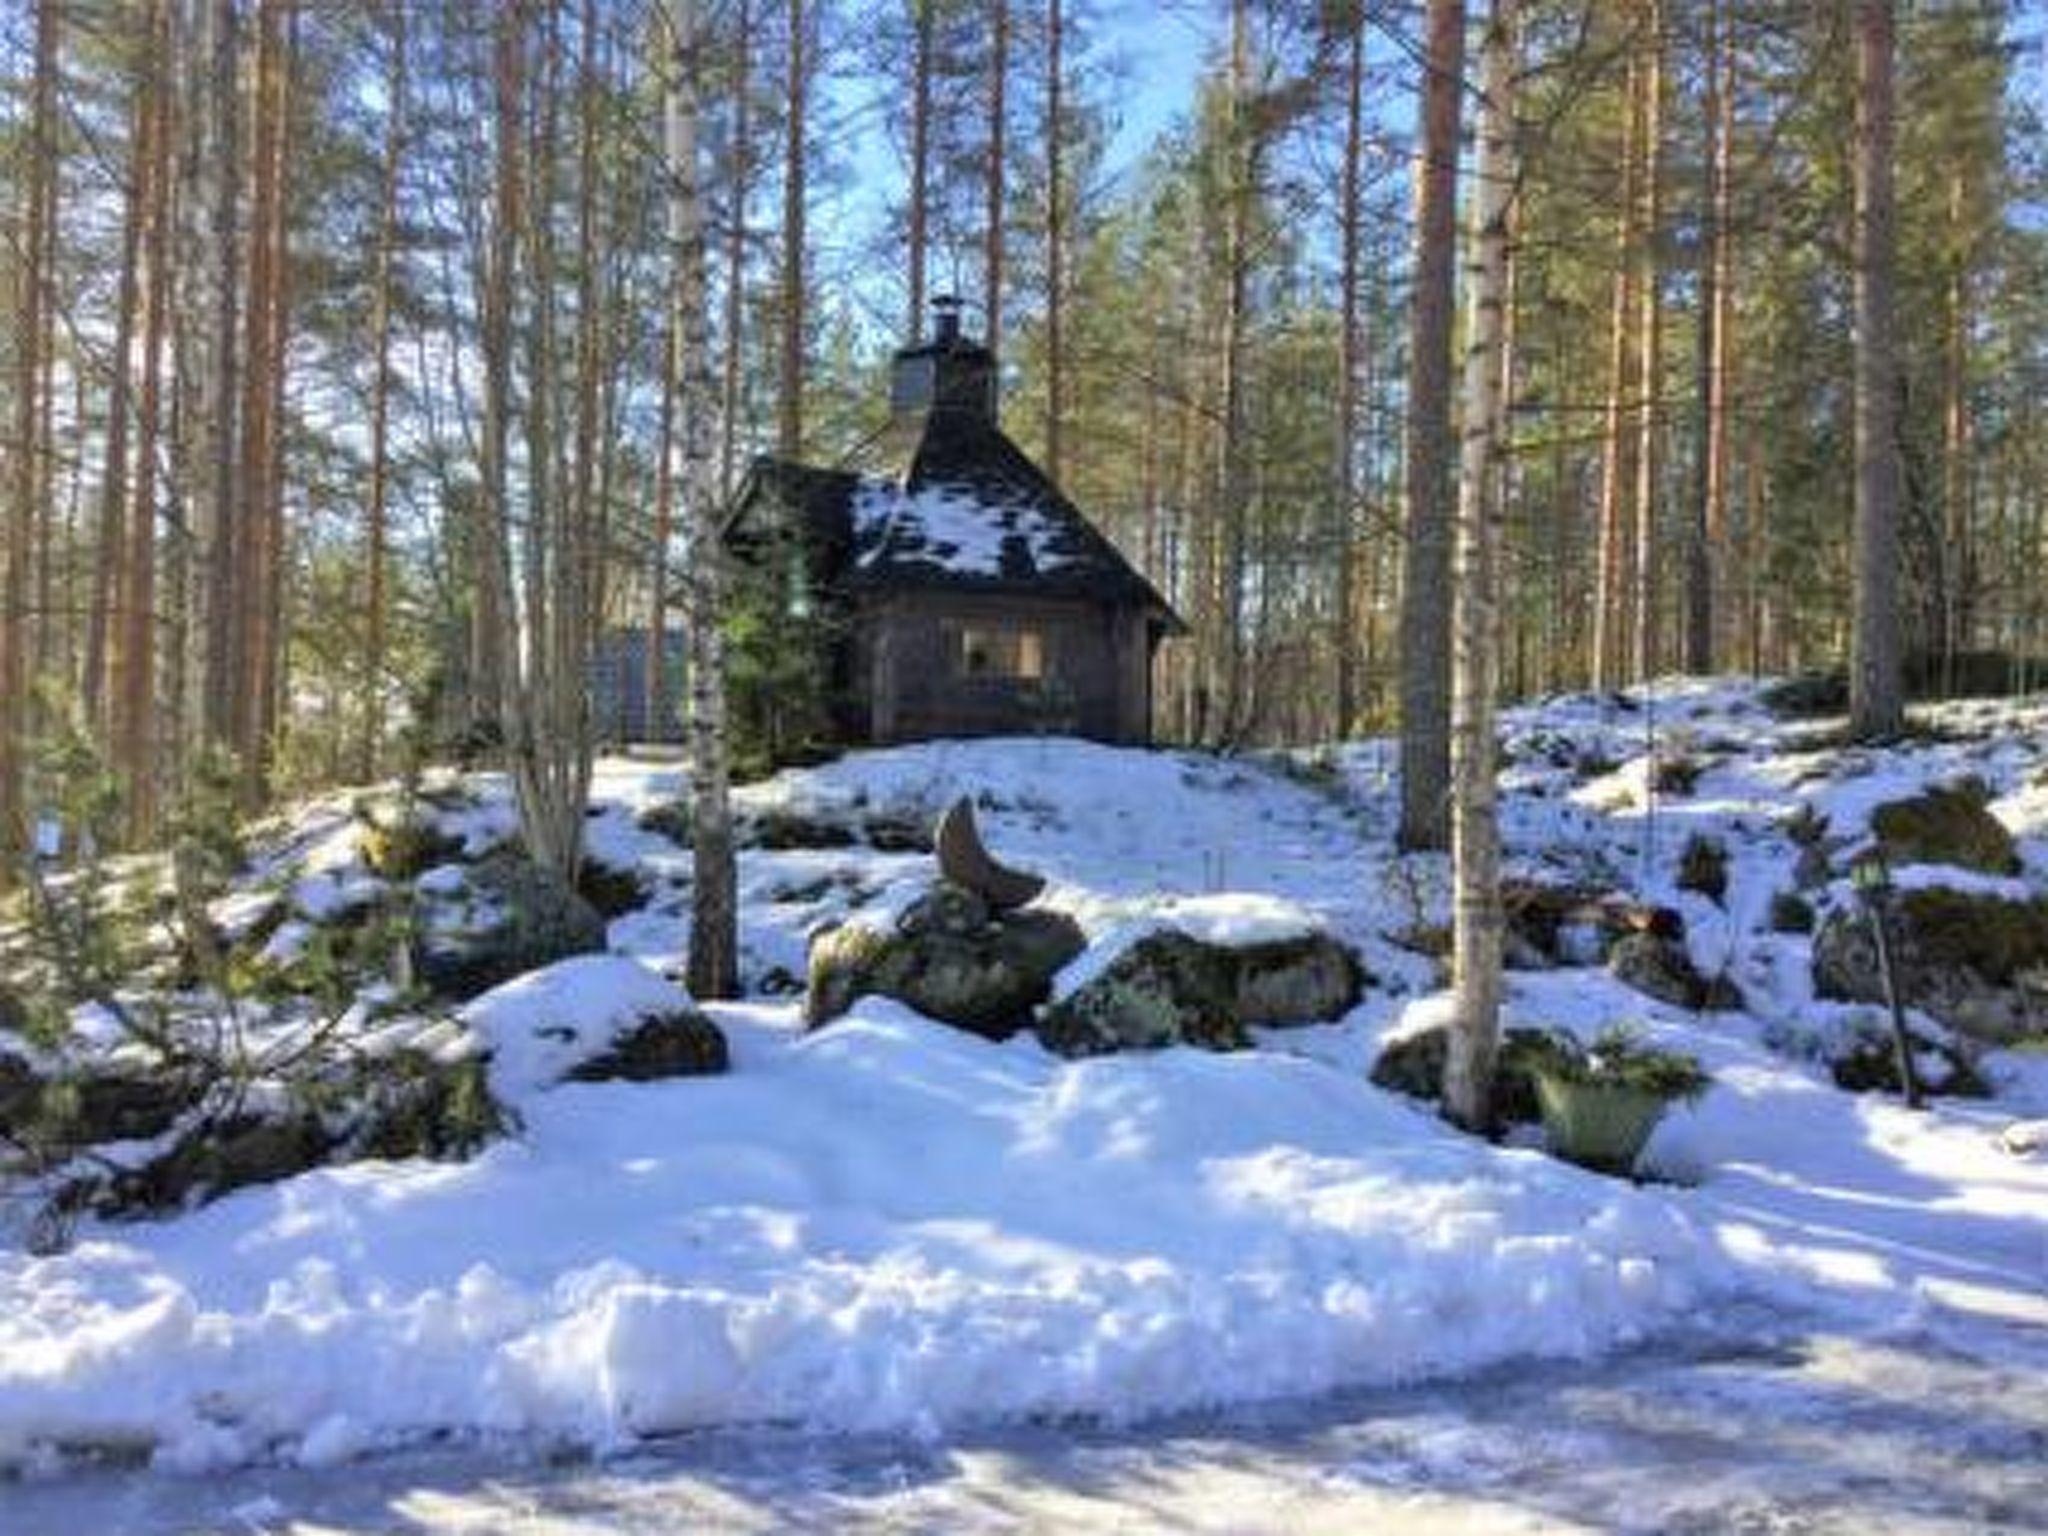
[957,624,1045,681]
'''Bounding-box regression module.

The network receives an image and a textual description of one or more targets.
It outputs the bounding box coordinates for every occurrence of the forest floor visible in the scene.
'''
[4,678,2047,1517]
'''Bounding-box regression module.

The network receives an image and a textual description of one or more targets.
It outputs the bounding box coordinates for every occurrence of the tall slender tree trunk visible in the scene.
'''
[1685,0,1722,675]
[1629,1,1663,684]
[1446,0,1518,1134]
[199,0,242,751]
[1044,0,1066,481]
[984,0,1007,356]
[648,319,678,740]
[1334,3,1365,738]
[361,0,406,782]
[235,0,290,799]
[1,0,61,869]
[1215,0,1255,743]
[1704,5,1736,672]
[777,0,807,459]
[907,0,934,339]
[720,0,753,498]
[1593,52,1639,692]
[1849,0,1904,738]
[87,44,154,739]
[118,0,174,841]
[672,0,739,997]
[1396,0,1465,850]
[474,1,522,737]
[1939,172,1971,682]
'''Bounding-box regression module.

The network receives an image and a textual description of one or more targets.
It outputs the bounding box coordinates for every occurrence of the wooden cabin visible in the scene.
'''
[724,299,1183,749]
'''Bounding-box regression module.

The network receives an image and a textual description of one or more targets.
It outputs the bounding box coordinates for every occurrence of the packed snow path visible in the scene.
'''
[12,1303,2046,1533]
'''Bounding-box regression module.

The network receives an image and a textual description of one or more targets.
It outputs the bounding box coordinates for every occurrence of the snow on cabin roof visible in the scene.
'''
[735,412,1183,628]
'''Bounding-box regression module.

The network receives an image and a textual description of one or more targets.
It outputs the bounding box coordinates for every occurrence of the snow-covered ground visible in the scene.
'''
[3,678,2046,1489]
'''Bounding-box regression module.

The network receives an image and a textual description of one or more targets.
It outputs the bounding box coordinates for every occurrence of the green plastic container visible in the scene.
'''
[1533,1073,1672,1176]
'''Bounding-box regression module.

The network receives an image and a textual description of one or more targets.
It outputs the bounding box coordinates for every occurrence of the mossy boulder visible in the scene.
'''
[804,882,1087,1039]
[82,1051,506,1220]
[576,859,649,920]
[1036,928,1367,1059]
[1869,781,2020,876]
[1368,1024,1573,1126]
[1813,887,2048,1044]
[1824,1015,1988,1099]
[564,1010,729,1082]
[1677,834,1730,904]
[1608,931,1743,1012]
[1500,881,1682,970]
[636,799,692,847]
[415,851,607,1001]
[746,809,857,850]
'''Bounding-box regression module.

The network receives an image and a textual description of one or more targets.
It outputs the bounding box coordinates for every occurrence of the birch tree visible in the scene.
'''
[1445,0,1518,1134]
[670,0,740,997]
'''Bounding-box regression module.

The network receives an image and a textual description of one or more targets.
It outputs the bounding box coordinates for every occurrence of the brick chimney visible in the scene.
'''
[890,295,996,425]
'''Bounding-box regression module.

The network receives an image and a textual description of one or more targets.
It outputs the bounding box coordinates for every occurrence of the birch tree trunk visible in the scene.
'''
[672,0,739,998]
[1445,0,1517,1135]
[1396,0,1465,850]
[1850,0,1904,738]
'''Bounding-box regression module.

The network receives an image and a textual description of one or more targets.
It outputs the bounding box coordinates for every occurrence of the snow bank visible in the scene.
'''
[0,1005,1727,1471]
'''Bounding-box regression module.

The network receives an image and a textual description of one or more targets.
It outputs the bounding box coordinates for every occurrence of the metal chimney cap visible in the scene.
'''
[931,294,963,342]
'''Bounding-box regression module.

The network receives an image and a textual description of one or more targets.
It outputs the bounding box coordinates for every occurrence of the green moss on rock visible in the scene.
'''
[1870,781,2020,876]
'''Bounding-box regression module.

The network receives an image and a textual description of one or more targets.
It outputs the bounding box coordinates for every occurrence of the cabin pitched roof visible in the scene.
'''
[730,413,1183,629]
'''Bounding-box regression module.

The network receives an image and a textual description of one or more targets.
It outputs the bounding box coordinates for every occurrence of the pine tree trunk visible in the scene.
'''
[361,0,405,783]
[1334,5,1365,738]
[118,0,174,841]
[198,0,242,752]
[1,0,60,870]
[1705,5,1736,672]
[1593,52,1639,692]
[1850,0,1904,738]
[907,0,933,339]
[1215,0,1253,743]
[1684,0,1721,675]
[720,0,752,499]
[777,0,807,459]
[86,43,153,740]
[1446,0,1518,1135]
[1629,1,1663,684]
[1939,172,1971,683]
[1044,0,1066,482]
[1396,0,1465,850]
[673,0,739,998]
[984,0,1007,357]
